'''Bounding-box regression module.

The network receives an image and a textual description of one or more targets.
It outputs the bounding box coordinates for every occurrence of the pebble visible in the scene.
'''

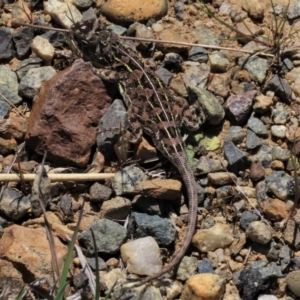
[194,157,224,175]
[252,145,273,168]
[15,57,43,80]
[0,188,31,220]
[262,198,289,221]
[151,23,164,33]
[192,223,234,252]
[19,66,57,99]
[225,126,246,144]
[208,172,236,185]
[284,219,300,250]
[224,141,249,174]
[100,196,131,219]
[101,0,168,24]
[181,274,225,300]
[207,73,231,98]
[242,0,265,19]
[240,211,259,230]
[188,46,208,63]
[246,129,261,149]
[192,25,220,46]
[286,270,300,296]
[89,182,112,202]
[271,125,287,138]
[249,162,265,181]
[209,51,230,73]
[271,146,290,161]
[12,27,34,59]
[44,0,82,28]
[78,219,127,255]
[120,236,162,276]
[130,212,176,246]
[246,221,272,244]
[263,75,292,103]
[0,28,14,61]
[198,258,215,274]
[74,0,93,9]
[253,94,273,113]
[176,256,198,281]
[31,36,55,63]
[155,67,173,85]
[272,103,289,125]
[247,115,268,137]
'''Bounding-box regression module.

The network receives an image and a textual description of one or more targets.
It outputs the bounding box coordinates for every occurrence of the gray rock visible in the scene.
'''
[265,171,293,200]
[0,65,22,108]
[176,256,198,281]
[246,129,261,150]
[279,244,291,272]
[19,66,57,99]
[271,146,290,161]
[60,194,72,216]
[155,67,173,86]
[225,126,246,144]
[198,258,215,274]
[271,125,286,138]
[284,219,300,250]
[40,30,67,47]
[132,195,171,216]
[224,90,256,125]
[286,270,300,297]
[251,145,273,168]
[12,26,34,59]
[89,182,112,202]
[187,85,225,125]
[100,196,131,219]
[192,25,220,46]
[288,0,300,19]
[266,241,281,261]
[130,212,176,247]
[240,211,259,230]
[0,27,14,61]
[82,7,97,21]
[255,181,268,203]
[106,24,127,36]
[263,75,292,103]
[0,187,31,220]
[216,185,233,199]
[247,115,268,137]
[78,219,127,255]
[244,56,268,83]
[112,165,147,195]
[224,141,249,174]
[15,57,43,80]
[272,103,290,124]
[195,157,224,175]
[246,221,272,244]
[97,99,128,155]
[74,0,93,9]
[209,51,230,73]
[188,46,208,63]
[182,62,210,89]
[283,58,293,71]
[86,256,107,271]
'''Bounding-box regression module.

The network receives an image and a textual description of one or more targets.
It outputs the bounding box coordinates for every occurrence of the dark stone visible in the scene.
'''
[198,258,215,274]
[0,28,14,61]
[240,211,259,230]
[224,141,249,174]
[13,27,34,59]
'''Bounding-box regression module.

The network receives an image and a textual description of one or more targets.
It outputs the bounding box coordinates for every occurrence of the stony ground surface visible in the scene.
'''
[1,0,300,299]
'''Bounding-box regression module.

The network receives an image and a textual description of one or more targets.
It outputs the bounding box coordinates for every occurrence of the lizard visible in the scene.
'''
[69,18,203,287]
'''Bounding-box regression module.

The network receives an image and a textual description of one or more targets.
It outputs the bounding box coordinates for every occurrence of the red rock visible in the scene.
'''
[25,60,116,167]
[0,133,17,155]
[8,115,28,140]
[0,224,67,284]
[249,162,265,181]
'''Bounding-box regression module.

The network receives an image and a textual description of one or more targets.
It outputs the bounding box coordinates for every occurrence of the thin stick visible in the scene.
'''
[0,173,114,182]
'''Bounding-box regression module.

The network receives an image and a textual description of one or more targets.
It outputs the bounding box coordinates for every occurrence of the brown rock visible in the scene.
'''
[25,60,115,167]
[0,224,67,283]
[249,162,265,181]
[262,198,289,221]
[101,0,168,24]
[134,178,182,200]
[207,73,231,98]
[133,137,157,162]
[181,273,225,300]
[0,133,17,155]
[7,115,28,140]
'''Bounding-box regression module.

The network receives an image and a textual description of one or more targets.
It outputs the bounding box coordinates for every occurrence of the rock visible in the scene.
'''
[198,258,215,274]
[187,86,225,125]
[19,66,57,99]
[181,273,225,300]
[240,211,259,230]
[207,73,231,98]
[192,25,220,46]
[224,90,256,125]
[130,212,176,246]
[120,236,162,276]
[208,172,236,185]
[246,129,261,149]
[101,268,127,290]
[263,75,292,103]
[163,52,183,71]
[262,198,289,221]
[112,165,147,195]
[31,36,55,63]
[182,62,210,88]
[249,162,265,181]
[271,125,287,138]
[176,256,198,281]
[44,0,82,28]
[193,223,234,252]
[134,179,182,200]
[15,57,43,80]
[286,270,300,296]
[26,60,114,167]
[155,67,173,86]
[159,28,190,53]
[224,141,249,174]
[209,51,230,73]
[246,221,272,244]
[0,225,67,283]
[74,0,93,9]
[101,0,168,24]
[0,28,14,61]
[188,46,208,63]
[225,126,246,144]
[86,257,107,271]
[242,0,265,19]
[133,137,157,162]
[100,196,131,219]
[288,0,300,20]
[253,94,274,114]
[251,145,273,168]
[78,219,127,255]
[247,115,268,137]
[195,157,224,175]
[89,183,112,202]
[284,219,300,250]
[272,103,290,124]
[12,26,34,59]
[0,187,31,220]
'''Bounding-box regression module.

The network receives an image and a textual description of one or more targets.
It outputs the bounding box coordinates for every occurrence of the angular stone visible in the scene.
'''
[25,60,115,167]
